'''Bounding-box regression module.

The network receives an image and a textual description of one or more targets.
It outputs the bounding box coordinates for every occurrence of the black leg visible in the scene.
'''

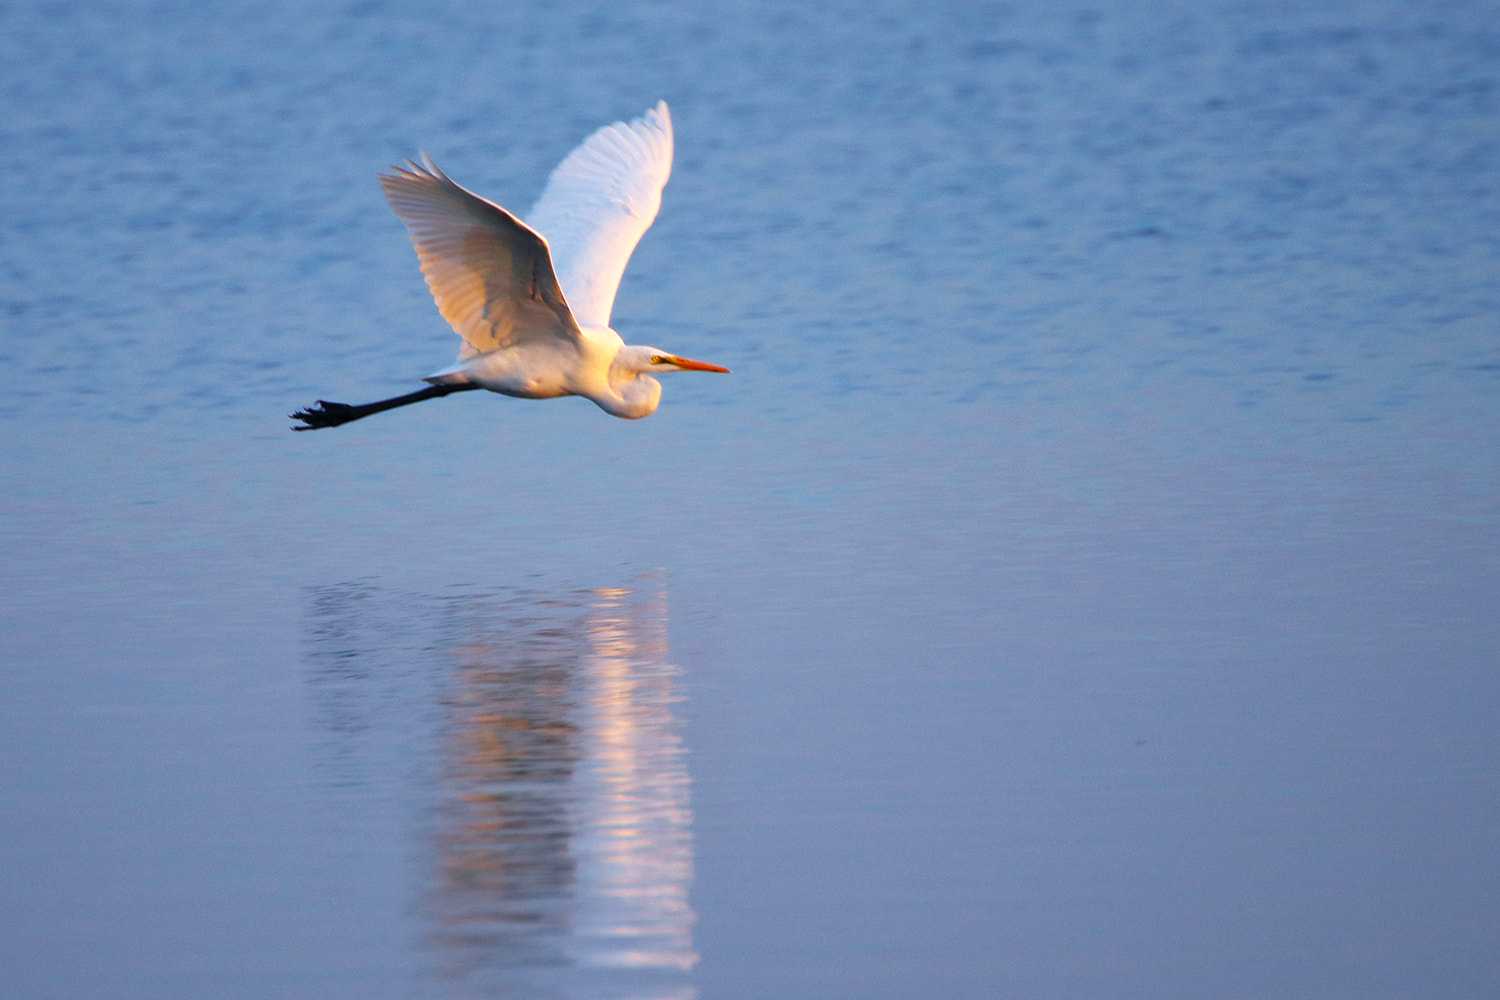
[291,384,479,430]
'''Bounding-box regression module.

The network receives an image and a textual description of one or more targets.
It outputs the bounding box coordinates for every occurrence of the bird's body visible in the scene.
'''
[293,101,727,431]
[423,327,664,418]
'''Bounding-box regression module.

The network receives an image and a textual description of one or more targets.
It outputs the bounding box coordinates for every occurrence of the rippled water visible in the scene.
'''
[1,1,1497,998]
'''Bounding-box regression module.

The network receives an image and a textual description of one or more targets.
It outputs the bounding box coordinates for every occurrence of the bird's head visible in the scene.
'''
[620,345,732,376]
[600,344,730,419]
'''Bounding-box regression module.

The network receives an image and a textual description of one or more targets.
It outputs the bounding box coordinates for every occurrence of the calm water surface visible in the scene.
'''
[1,1,1497,998]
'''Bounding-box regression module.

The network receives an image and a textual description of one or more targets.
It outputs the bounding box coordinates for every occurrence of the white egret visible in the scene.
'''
[292,101,727,431]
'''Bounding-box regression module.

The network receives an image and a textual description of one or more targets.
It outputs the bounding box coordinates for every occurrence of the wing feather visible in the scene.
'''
[525,101,673,328]
[379,154,581,357]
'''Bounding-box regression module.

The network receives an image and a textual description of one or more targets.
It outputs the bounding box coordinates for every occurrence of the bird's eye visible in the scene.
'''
[650,355,666,365]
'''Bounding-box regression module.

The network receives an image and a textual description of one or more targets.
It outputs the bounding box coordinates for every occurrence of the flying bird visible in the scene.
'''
[292,101,727,430]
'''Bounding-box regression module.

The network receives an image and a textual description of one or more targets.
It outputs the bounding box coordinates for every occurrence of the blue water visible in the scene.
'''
[1,1,1497,997]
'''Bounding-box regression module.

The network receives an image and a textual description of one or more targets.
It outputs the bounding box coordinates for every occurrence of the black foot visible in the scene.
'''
[290,400,358,430]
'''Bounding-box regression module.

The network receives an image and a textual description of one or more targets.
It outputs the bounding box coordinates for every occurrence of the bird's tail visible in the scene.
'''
[422,363,473,387]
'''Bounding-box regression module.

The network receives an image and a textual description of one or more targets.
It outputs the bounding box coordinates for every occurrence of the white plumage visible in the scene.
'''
[528,99,674,329]
[292,101,728,430]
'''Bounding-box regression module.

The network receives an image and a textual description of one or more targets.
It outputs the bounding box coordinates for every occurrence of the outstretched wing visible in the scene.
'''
[525,101,673,329]
[379,154,582,357]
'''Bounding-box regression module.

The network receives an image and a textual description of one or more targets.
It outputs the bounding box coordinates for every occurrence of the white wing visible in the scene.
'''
[379,154,581,357]
[525,101,673,329]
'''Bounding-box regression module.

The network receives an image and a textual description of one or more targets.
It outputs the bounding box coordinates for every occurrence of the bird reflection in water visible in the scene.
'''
[305,582,696,1000]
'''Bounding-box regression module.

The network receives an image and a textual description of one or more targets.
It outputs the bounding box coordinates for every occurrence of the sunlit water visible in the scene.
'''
[1,1,1497,998]
[306,583,694,999]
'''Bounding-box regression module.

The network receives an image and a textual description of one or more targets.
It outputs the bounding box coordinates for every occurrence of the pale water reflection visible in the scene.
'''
[305,583,695,1000]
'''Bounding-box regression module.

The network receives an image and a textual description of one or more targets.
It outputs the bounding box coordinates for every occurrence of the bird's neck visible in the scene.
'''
[598,370,662,419]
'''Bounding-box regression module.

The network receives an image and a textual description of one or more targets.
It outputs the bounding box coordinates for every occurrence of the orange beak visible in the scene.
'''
[670,356,731,373]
